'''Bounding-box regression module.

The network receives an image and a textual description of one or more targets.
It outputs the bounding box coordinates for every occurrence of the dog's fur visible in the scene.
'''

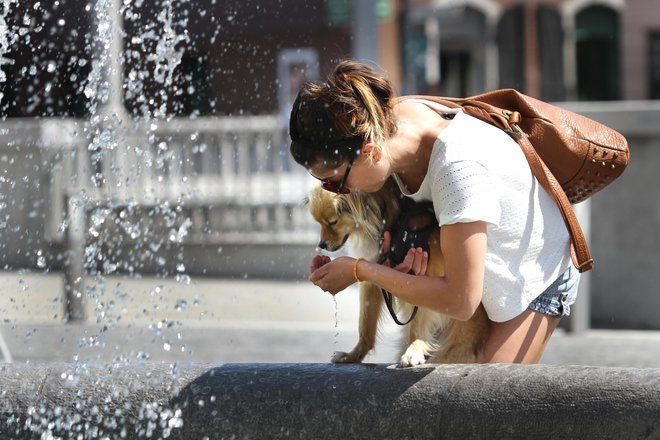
[307,179,488,366]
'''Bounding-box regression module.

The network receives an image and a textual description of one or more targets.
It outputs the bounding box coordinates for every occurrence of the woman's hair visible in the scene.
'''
[289,60,396,169]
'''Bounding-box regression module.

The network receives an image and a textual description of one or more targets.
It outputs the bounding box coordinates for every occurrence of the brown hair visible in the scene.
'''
[289,60,396,169]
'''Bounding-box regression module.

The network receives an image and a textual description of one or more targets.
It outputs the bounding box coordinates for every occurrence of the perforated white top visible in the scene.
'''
[393,100,572,322]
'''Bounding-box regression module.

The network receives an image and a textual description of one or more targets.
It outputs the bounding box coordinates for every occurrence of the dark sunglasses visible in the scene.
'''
[320,154,356,194]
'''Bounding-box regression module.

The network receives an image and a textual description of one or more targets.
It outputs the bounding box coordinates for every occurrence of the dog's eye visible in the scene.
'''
[327,220,338,226]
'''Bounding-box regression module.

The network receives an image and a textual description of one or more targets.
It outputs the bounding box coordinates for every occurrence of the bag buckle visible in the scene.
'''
[577,258,594,272]
[503,110,522,136]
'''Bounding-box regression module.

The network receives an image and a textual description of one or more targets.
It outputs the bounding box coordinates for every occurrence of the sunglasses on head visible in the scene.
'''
[320,154,356,194]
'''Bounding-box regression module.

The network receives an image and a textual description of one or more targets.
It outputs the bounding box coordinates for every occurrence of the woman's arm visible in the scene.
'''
[309,221,487,321]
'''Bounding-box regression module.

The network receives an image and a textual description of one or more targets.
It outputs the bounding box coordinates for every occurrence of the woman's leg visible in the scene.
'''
[482,309,561,364]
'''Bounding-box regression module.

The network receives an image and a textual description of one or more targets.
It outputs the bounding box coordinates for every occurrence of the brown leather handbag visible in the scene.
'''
[396,89,630,273]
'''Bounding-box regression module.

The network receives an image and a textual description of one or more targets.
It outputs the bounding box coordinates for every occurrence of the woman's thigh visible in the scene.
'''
[482,309,560,364]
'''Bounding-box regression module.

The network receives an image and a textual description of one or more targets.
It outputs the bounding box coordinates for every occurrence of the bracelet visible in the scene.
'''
[353,257,366,282]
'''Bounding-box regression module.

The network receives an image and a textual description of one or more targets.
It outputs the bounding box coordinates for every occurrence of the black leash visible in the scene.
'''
[377,249,419,326]
[381,287,418,326]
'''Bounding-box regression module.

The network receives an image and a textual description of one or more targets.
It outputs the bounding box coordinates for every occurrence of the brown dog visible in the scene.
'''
[306,179,488,366]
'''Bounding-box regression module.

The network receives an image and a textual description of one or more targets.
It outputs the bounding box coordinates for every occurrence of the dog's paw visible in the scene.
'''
[331,351,361,364]
[399,347,427,368]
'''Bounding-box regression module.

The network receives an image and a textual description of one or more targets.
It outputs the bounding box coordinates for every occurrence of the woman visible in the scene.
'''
[288,60,579,364]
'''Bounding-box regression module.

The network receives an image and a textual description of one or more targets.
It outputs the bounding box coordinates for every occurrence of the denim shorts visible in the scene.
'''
[527,266,580,318]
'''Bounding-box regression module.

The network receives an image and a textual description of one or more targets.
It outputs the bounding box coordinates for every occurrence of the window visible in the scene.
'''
[649,31,660,99]
[575,6,620,101]
[171,54,211,117]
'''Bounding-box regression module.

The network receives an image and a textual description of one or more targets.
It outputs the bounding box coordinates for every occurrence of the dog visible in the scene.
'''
[306,178,488,366]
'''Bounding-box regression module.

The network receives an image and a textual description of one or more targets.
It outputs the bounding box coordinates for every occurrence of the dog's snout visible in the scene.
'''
[318,240,328,250]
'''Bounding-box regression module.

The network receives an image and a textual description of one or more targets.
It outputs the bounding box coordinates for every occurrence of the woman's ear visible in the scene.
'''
[361,141,382,163]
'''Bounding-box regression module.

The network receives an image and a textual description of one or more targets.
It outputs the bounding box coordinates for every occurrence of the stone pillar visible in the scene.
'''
[63,194,86,322]
[353,0,379,65]
[63,0,126,322]
[568,198,591,333]
[484,16,499,91]
[524,3,541,97]
[563,12,577,100]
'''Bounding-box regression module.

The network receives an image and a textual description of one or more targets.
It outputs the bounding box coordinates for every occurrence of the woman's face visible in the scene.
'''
[309,146,390,194]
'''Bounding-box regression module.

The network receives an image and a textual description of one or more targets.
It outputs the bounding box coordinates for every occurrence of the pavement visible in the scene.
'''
[0,270,659,368]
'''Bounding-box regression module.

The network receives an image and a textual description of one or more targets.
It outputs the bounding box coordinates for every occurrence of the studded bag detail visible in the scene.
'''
[395,89,630,273]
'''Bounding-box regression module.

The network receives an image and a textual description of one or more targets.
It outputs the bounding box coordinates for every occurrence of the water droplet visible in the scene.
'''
[175,274,191,285]
[36,250,46,268]
[174,299,187,311]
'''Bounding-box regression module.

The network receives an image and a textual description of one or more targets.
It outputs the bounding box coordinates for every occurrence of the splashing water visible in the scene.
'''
[152,0,189,87]
[30,0,201,372]
[0,0,16,85]
[85,0,115,116]
[125,0,190,120]
[0,0,323,437]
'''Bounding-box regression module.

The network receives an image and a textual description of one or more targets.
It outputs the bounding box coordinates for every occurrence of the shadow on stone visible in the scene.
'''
[170,363,436,439]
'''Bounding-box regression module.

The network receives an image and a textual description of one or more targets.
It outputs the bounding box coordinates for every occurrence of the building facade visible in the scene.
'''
[396,0,660,102]
[0,1,659,328]
[3,0,660,122]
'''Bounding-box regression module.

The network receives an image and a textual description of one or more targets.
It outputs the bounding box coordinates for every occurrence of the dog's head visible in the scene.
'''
[305,179,402,254]
[305,185,357,252]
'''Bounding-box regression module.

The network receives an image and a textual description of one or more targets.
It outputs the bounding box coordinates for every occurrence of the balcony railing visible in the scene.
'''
[28,116,318,246]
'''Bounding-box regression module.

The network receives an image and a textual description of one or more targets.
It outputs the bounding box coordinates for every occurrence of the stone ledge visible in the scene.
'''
[1,363,659,439]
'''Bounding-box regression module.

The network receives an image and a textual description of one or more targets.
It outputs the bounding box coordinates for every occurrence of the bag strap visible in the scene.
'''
[396,95,594,272]
[511,131,593,272]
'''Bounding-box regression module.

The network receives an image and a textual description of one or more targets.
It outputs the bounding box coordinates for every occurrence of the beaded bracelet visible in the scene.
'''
[353,257,366,282]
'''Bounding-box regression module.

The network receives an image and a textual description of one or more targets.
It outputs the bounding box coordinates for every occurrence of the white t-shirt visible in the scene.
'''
[393,100,572,322]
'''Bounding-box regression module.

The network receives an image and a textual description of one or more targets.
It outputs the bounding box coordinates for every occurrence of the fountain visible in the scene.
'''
[0,0,314,436]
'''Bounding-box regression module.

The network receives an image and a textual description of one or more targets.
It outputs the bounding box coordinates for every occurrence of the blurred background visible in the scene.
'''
[0,0,659,366]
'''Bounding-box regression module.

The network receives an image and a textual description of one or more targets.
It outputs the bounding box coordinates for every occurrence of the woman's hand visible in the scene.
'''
[309,256,357,295]
[380,231,428,276]
[395,247,428,276]
[310,255,331,273]
[308,229,430,296]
